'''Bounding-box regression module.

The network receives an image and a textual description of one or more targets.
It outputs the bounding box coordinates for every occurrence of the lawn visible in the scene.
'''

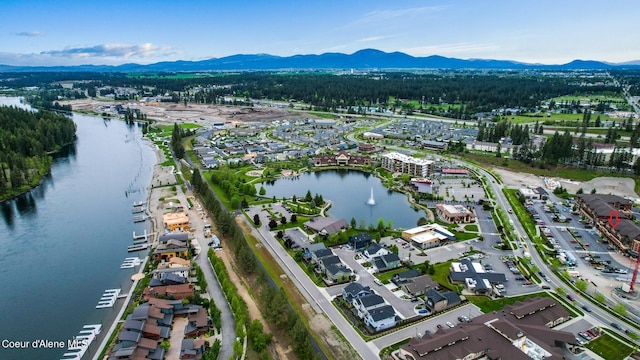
[585,333,634,360]
[376,267,411,284]
[464,224,478,232]
[466,291,550,313]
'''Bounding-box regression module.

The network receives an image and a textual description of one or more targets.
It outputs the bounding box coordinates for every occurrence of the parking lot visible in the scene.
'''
[434,175,486,202]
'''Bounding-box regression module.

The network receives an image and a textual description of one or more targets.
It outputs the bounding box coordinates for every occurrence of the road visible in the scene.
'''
[248,215,377,360]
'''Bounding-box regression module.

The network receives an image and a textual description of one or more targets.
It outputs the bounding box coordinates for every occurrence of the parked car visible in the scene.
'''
[458,315,469,322]
[446,321,455,328]
[567,294,575,301]
[374,278,383,286]
[541,285,551,290]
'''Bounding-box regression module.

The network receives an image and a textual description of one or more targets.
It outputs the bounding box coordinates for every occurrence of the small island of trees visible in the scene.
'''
[0,106,77,200]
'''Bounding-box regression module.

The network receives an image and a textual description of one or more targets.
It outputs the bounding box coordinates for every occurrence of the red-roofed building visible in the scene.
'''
[441,168,469,175]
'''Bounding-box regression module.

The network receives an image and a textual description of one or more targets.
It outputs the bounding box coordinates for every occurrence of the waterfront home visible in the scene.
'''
[342,282,372,302]
[373,253,401,272]
[180,338,206,360]
[364,243,389,258]
[143,284,195,301]
[353,294,386,319]
[312,151,371,167]
[153,266,190,280]
[348,233,372,251]
[162,212,190,231]
[184,306,211,338]
[424,288,461,313]
[153,241,189,261]
[364,304,397,332]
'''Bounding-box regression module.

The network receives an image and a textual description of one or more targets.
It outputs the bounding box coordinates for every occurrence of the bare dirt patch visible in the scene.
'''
[493,167,638,198]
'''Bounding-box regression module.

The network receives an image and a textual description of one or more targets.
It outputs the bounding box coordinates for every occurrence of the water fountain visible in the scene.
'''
[367,187,376,206]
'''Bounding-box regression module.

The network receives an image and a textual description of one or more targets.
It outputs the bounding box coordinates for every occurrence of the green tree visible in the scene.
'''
[417,217,428,226]
[233,339,243,358]
[575,279,588,292]
[290,214,297,223]
[259,186,266,195]
[593,292,606,303]
[613,303,628,317]
[304,190,312,202]
[253,214,261,226]
[351,217,357,229]
[555,286,567,297]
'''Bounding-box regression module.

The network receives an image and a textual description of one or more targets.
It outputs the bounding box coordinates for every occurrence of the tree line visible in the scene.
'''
[192,168,320,359]
[0,106,76,199]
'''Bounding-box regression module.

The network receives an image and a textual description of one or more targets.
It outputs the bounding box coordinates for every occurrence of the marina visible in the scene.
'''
[95,289,121,309]
[132,230,149,240]
[60,324,102,360]
[131,206,145,214]
[132,201,146,207]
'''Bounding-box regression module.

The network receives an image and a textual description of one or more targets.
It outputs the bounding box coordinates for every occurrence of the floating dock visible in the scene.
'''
[132,230,149,240]
[95,289,120,309]
[127,243,150,252]
[132,206,145,214]
[120,257,142,269]
[60,324,101,360]
[133,215,148,223]
[133,201,146,207]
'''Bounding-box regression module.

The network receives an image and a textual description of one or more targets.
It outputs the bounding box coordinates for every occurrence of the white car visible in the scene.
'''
[446,321,455,328]
[374,278,383,286]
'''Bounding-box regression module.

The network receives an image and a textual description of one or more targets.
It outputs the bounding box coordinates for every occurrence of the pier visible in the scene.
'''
[60,324,102,360]
[95,289,121,309]
[133,201,146,207]
[131,206,145,214]
[133,215,148,223]
[132,230,149,240]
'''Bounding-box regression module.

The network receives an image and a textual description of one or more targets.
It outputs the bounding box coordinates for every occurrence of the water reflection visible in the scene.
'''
[15,192,37,215]
[0,201,14,228]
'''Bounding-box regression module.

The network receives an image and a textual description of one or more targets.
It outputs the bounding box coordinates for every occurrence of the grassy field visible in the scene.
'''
[585,332,634,360]
[466,291,551,313]
[503,112,616,125]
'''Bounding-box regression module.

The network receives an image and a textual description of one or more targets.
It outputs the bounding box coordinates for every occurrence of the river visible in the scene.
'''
[0,97,156,359]
[261,169,425,229]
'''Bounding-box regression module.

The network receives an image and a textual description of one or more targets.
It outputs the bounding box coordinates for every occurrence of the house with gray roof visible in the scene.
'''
[353,294,385,319]
[449,258,507,294]
[374,253,402,272]
[401,275,439,297]
[342,282,372,302]
[364,304,397,332]
[424,288,461,313]
[364,242,388,258]
[304,217,348,236]
[325,263,352,283]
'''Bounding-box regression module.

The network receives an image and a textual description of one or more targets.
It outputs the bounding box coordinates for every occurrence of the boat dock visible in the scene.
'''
[120,257,142,269]
[60,324,102,360]
[132,230,149,240]
[127,243,150,252]
[133,201,146,207]
[131,206,145,214]
[133,215,148,223]
[95,289,120,309]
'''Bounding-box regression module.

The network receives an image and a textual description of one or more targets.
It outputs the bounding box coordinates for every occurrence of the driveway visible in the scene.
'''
[333,248,423,319]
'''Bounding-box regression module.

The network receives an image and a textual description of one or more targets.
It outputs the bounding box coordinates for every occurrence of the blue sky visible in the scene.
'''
[2,0,639,66]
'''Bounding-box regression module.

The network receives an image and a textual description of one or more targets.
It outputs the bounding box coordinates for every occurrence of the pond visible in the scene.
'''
[260,169,425,229]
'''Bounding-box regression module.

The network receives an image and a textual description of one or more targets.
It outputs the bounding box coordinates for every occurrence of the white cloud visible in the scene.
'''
[40,43,173,59]
[356,35,392,43]
[357,6,449,23]
[16,31,44,37]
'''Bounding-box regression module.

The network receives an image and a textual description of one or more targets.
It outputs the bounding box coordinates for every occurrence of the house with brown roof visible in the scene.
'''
[143,284,195,300]
[399,297,575,360]
[180,338,206,359]
[401,274,439,297]
[575,194,639,252]
[184,306,211,338]
[313,151,371,167]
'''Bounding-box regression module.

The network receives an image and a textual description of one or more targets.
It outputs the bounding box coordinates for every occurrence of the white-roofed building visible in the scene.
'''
[381,152,433,177]
[401,224,455,250]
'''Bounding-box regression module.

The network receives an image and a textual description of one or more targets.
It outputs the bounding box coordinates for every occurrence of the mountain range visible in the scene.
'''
[1,49,639,72]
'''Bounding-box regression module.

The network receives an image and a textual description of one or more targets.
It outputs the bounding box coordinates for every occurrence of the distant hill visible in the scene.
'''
[1,49,639,72]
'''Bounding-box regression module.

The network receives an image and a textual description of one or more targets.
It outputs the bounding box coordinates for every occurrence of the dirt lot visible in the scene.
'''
[494,167,638,198]
[66,99,297,126]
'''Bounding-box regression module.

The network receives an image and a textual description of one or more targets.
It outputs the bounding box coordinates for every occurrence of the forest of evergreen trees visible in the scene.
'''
[0,106,76,199]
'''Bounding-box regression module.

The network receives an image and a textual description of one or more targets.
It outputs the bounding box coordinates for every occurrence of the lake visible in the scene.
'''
[261,169,425,229]
[0,97,156,359]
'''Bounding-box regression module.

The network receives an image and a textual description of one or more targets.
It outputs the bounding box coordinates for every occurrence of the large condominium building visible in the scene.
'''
[381,152,434,177]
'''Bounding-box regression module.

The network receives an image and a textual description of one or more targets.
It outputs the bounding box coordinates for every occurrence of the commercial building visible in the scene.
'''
[436,204,476,224]
[381,152,434,177]
[313,151,371,167]
[399,297,576,360]
[449,258,507,295]
[401,224,455,249]
[575,194,639,252]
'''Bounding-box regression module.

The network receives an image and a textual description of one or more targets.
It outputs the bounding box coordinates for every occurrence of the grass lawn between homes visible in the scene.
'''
[585,332,634,360]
